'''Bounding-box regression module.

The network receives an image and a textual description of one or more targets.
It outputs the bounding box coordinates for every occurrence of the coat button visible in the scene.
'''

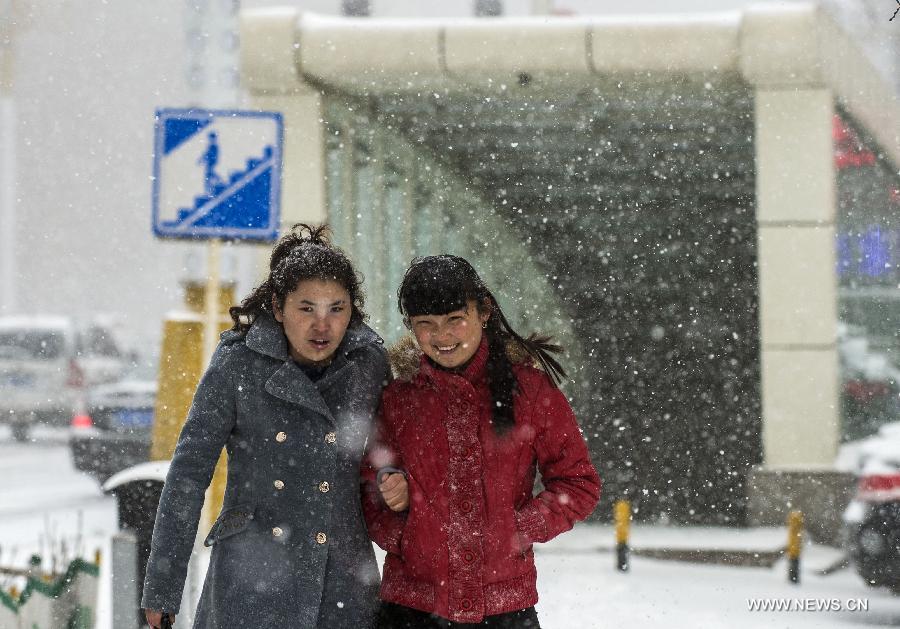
[273,480,285,490]
[464,551,475,563]
[318,481,330,493]
[461,500,472,513]
[275,431,287,443]
[461,599,472,610]
[316,532,327,544]
[324,432,336,444]
[272,527,283,537]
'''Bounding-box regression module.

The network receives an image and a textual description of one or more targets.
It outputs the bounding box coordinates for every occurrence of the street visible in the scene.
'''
[2,427,900,628]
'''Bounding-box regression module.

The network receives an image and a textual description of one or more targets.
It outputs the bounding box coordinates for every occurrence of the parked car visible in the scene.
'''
[0,316,128,441]
[842,422,900,593]
[69,365,157,484]
[838,322,900,442]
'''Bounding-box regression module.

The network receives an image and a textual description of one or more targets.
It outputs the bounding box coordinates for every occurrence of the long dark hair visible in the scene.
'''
[229,223,366,333]
[397,255,565,434]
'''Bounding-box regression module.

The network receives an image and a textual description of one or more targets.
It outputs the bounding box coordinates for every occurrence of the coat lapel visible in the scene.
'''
[315,325,379,393]
[264,360,334,421]
[315,353,354,394]
[246,314,382,421]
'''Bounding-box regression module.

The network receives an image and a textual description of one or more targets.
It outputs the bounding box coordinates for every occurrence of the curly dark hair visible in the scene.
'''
[229,223,366,333]
[398,255,565,435]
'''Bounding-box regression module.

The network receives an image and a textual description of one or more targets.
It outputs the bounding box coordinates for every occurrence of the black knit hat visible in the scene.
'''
[397,255,488,319]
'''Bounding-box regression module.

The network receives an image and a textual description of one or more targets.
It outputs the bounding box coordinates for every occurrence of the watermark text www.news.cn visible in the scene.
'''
[747,598,869,613]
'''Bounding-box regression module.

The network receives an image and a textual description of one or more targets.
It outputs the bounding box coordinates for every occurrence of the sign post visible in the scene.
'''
[203,239,221,365]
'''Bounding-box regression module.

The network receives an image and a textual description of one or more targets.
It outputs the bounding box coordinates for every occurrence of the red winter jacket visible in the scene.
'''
[363,337,601,623]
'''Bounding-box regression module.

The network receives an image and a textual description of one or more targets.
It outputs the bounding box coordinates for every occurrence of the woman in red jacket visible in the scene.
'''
[364,255,601,628]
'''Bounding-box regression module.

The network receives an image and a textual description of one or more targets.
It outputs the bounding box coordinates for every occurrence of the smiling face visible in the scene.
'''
[273,279,353,366]
[408,299,490,370]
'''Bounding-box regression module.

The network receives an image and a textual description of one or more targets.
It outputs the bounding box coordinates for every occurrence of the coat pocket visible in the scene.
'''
[204,503,255,547]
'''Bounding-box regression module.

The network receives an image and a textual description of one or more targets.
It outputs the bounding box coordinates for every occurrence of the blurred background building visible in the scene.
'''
[0,0,897,530]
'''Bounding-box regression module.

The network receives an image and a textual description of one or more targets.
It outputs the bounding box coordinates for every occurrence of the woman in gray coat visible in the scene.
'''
[142,224,390,629]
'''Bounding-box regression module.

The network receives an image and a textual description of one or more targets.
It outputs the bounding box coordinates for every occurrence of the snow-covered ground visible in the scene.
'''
[537,526,900,628]
[0,428,117,574]
[2,427,900,628]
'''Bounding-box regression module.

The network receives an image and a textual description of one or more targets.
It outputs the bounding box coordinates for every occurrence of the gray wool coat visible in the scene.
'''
[141,313,390,628]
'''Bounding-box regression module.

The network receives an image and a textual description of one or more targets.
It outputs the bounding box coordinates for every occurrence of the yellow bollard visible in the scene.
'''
[150,281,235,533]
[614,499,631,572]
[787,510,803,584]
[93,548,101,566]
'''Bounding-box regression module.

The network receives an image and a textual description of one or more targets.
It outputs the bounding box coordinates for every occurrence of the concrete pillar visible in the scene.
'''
[739,4,854,541]
[239,8,327,231]
[239,7,327,283]
[739,3,841,469]
[754,88,839,467]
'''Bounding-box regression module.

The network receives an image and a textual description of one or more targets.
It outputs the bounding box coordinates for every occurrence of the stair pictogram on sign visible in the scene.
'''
[152,109,283,241]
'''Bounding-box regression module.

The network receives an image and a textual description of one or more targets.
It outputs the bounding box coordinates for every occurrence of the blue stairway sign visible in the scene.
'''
[152,108,283,241]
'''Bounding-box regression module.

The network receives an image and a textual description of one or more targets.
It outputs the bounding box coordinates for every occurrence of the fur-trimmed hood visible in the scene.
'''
[388,334,533,381]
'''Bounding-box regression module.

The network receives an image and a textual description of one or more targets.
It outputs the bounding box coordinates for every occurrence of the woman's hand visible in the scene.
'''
[144,609,175,628]
[379,472,409,512]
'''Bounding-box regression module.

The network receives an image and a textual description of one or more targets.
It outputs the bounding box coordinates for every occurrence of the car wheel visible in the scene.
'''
[855,503,900,590]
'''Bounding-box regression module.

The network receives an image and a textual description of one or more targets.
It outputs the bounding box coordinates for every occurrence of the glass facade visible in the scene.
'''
[834,112,900,441]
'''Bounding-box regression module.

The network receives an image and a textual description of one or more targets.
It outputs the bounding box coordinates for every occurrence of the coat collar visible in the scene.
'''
[389,333,533,384]
[244,311,381,362]
[244,312,382,419]
[417,336,490,388]
[243,312,290,361]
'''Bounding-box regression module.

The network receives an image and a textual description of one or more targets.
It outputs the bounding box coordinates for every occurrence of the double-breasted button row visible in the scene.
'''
[274,528,327,543]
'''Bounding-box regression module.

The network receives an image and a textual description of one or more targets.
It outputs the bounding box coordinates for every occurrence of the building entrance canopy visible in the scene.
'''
[240,4,899,524]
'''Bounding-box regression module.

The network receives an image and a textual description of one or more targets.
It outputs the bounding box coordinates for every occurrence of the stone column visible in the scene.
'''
[740,5,853,542]
[240,8,327,231]
[754,88,839,467]
[239,7,327,289]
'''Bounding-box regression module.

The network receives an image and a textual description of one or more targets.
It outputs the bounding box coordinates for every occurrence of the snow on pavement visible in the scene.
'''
[0,429,117,572]
[535,524,900,628]
[2,432,900,628]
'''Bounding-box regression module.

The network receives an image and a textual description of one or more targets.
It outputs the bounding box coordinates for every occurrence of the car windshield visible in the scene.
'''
[77,326,122,358]
[0,329,66,360]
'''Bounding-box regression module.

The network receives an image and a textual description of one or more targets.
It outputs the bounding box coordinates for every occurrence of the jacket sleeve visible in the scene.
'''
[360,399,407,555]
[141,343,237,614]
[515,374,601,546]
